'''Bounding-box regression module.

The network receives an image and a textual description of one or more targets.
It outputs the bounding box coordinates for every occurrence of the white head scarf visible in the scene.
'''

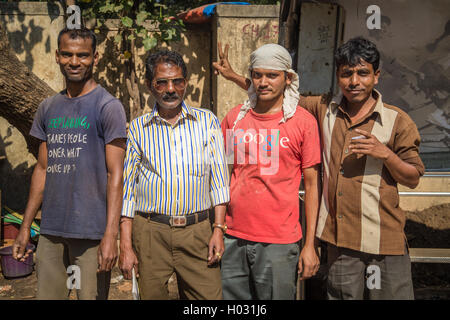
[232,43,300,129]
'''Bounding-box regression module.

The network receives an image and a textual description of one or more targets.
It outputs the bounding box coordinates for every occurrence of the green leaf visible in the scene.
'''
[99,2,115,13]
[127,0,134,7]
[136,11,149,25]
[138,2,147,11]
[98,5,108,13]
[128,34,136,40]
[165,28,178,41]
[136,26,147,37]
[114,34,122,43]
[143,37,157,51]
[121,16,133,28]
[114,4,124,13]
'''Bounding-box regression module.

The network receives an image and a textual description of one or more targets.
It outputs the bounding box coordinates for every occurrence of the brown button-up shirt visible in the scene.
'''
[300,90,425,255]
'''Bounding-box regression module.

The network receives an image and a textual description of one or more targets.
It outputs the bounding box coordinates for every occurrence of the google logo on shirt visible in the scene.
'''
[227,129,290,152]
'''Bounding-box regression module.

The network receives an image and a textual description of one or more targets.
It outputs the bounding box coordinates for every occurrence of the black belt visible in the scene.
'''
[135,210,208,227]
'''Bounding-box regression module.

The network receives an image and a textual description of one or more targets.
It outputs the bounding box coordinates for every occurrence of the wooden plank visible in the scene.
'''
[409,248,450,263]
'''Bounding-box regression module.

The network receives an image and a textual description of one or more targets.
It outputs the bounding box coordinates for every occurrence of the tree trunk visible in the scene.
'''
[0,20,56,158]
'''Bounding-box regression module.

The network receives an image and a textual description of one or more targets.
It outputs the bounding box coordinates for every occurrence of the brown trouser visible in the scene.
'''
[326,243,414,300]
[35,234,110,300]
[132,214,222,300]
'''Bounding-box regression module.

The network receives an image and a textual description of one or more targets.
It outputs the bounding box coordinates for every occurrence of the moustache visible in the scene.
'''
[162,93,180,100]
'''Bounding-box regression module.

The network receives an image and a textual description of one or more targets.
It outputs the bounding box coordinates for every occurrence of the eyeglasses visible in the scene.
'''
[153,77,187,92]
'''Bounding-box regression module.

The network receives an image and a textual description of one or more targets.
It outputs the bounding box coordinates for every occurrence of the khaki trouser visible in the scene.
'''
[35,234,111,300]
[132,214,222,300]
[326,243,414,300]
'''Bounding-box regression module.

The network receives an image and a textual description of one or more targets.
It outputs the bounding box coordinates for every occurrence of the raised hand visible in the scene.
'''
[213,42,234,79]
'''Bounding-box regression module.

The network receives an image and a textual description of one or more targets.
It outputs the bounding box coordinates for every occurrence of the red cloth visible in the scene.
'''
[177,5,210,24]
[221,105,321,244]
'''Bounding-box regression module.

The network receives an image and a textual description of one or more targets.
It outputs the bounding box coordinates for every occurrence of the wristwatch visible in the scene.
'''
[212,223,228,234]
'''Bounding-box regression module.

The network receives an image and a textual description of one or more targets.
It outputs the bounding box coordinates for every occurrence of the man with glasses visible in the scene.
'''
[119,50,230,299]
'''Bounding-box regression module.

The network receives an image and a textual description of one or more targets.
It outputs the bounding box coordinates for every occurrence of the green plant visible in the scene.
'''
[80,0,185,53]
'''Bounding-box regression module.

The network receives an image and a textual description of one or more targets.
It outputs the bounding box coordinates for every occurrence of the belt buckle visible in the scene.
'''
[170,216,187,227]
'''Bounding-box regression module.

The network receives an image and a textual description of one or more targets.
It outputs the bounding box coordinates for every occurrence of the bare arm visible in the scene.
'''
[119,127,141,279]
[208,204,227,266]
[213,42,251,91]
[98,138,126,272]
[298,164,321,280]
[207,115,230,266]
[119,216,138,279]
[13,141,47,261]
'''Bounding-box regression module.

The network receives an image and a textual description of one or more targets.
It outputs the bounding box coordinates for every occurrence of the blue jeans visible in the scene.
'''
[221,235,300,300]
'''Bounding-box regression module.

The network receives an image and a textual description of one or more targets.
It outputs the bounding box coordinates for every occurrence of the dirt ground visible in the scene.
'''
[0,256,179,300]
[0,203,449,300]
[405,203,450,299]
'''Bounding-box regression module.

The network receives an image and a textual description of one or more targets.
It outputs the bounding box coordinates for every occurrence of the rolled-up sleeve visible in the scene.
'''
[393,113,425,176]
[208,115,230,206]
[122,120,142,218]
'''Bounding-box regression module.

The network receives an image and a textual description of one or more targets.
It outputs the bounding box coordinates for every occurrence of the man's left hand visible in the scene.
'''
[298,245,319,280]
[98,233,118,272]
[349,129,393,160]
[207,228,224,266]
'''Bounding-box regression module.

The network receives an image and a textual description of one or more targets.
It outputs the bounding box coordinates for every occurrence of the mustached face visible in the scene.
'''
[336,59,380,105]
[147,62,186,110]
[251,68,291,103]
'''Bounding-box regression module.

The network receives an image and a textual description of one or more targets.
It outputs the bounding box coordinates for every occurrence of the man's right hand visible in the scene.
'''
[119,246,139,280]
[213,42,236,80]
[12,228,32,262]
[213,42,251,90]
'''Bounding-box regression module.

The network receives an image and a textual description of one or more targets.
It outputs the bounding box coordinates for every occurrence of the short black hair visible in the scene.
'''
[335,37,380,71]
[57,27,97,53]
[145,50,187,82]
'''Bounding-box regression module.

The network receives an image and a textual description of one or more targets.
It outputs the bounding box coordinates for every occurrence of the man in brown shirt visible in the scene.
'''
[215,37,424,299]
[300,37,424,300]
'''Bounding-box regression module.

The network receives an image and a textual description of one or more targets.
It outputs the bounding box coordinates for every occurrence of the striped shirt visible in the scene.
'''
[300,89,425,255]
[122,102,230,218]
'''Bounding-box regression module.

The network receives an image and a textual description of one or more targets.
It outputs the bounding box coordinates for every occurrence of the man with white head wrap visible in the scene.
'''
[231,43,300,127]
[216,43,321,300]
[217,38,424,300]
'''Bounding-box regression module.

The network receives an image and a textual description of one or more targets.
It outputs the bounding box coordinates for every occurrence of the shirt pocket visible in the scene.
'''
[187,138,208,177]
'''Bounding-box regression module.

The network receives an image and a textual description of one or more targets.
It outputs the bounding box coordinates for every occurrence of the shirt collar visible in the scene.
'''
[144,101,197,125]
[329,88,385,125]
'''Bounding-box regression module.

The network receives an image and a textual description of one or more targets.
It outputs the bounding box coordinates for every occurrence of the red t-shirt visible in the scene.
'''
[221,105,321,244]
